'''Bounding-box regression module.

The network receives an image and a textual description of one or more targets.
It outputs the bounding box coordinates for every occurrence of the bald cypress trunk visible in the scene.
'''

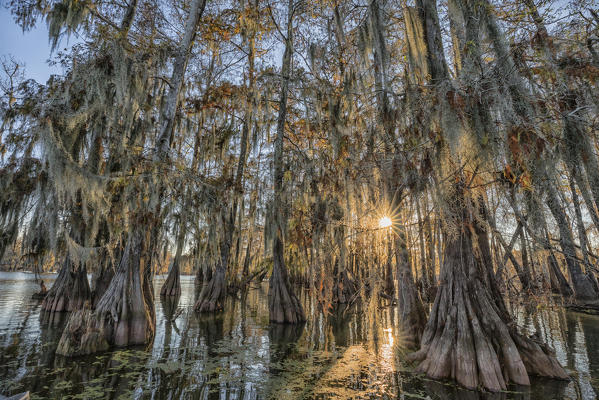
[408,0,568,390]
[56,226,154,355]
[545,184,598,301]
[161,258,181,298]
[42,191,91,315]
[424,195,437,299]
[268,0,305,324]
[493,221,522,284]
[333,223,356,304]
[163,125,202,299]
[43,136,93,315]
[196,0,256,306]
[91,257,115,308]
[570,173,599,294]
[396,226,426,346]
[196,261,226,312]
[41,257,90,313]
[572,171,599,233]
[161,201,189,298]
[495,222,531,291]
[409,183,568,391]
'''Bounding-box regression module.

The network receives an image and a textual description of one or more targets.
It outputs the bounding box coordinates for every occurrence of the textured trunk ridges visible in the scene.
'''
[409,185,568,391]
[41,257,91,314]
[194,264,226,312]
[395,229,426,347]
[160,260,181,297]
[195,261,204,287]
[195,261,212,289]
[91,261,115,308]
[55,229,155,356]
[269,237,305,324]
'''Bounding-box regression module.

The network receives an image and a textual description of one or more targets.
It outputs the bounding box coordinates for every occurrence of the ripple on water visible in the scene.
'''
[0,271,597,399]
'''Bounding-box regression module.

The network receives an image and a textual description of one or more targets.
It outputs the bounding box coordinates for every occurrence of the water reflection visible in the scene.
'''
[0,271,597,399]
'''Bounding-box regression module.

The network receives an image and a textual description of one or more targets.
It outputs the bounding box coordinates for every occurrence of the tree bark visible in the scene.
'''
[41,257,90,313]
[268,0,305,324]
[269,235,305,323]
[160,259,181,298]
[396,226,426,347]
[409,184,568,391]
[496,222,531,291]
[56,227,154,356]
[408,0,568,390]
[332,224,356,304]
[493,221,522,283]
[160,211,186,298]
[545,183,598,301]
[569,173,599,293]
[195,262,226,312]
[547,250,573,297]
[195,209,229,312]
[91,259,114,308]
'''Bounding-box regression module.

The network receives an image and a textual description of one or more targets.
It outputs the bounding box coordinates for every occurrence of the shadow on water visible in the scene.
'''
[0,272,597,399]
[268,321,305,373]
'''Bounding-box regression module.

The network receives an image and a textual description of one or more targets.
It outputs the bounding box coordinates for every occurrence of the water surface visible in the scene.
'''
[0,271,597,399]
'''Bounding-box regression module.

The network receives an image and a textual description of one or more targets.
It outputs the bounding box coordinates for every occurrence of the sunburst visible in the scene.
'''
[378,216,392,229]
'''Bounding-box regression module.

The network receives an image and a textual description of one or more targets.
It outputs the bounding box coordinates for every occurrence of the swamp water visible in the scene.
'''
[0,271,597,399]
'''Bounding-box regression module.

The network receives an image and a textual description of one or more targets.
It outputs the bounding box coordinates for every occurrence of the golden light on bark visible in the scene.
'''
[378,216,392,229]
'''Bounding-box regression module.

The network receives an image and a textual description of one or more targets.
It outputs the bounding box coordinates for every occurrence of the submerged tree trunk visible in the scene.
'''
[161,214,187,298]
[41,257,90,313]
[269,236,305,323]
[195,209,229,312]
[396,226,426,347]
[409,184,568,391]
[195,263,226,312]
[268,0,305,324]
[333,223,356,304]
[56,228,154,356]
[161,259,181,297]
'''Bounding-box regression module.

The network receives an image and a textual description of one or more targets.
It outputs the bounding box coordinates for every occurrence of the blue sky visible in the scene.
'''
[0,5,62,83]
